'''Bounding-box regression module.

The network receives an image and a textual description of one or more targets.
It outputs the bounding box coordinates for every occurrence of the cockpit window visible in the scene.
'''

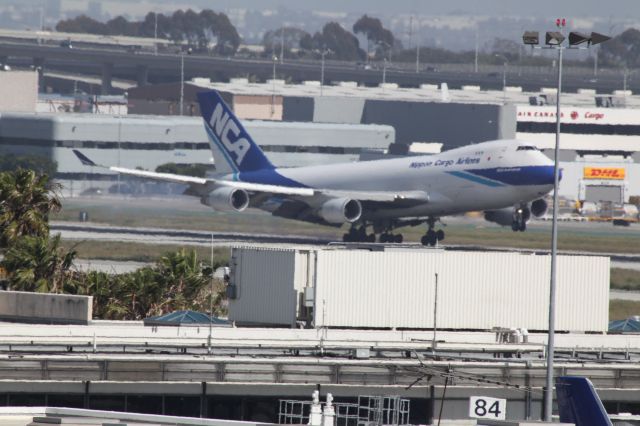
[516,146,538,151]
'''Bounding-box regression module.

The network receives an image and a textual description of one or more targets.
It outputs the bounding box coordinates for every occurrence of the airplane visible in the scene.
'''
[556,376,614,426]
[73,90,555,246]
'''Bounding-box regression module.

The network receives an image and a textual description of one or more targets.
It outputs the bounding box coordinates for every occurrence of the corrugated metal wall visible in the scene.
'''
[228,248,299,326]
[0,71,37,112]
[313,250,608,331]
[313,97,365,124]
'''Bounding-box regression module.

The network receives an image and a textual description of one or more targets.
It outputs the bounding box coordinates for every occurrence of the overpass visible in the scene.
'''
[0,38,634,96]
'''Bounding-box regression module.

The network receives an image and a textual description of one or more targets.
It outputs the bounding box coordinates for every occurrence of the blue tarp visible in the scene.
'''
[144,310,229,327]
[608,317,640,333]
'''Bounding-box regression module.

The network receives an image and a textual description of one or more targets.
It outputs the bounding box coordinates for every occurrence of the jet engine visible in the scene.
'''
[531,198,548,218]
[206,187,250,212]
[319,197,362,224]
[484,208,519,227]
[484,204,531,231]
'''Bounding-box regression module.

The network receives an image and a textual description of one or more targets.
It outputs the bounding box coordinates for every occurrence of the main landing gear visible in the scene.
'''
[342,224,404,243]
[420,217,445,247]
[342,225,376,243]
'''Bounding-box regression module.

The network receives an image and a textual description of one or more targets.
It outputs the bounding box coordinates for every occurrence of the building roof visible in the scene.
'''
[188,79,640,109]
[0,406,274,426]
[143,310,230,327]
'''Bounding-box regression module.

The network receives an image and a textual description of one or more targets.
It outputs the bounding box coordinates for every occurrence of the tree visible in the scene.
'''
[55,8,241,55]
[262,27,311,57]
[1,234,76,293]
[312,22,365,61]
[0,169,61,247]
[600,28,640,68]
[0,154,57,176]
[353,15,395,59]
[56,14,108,34]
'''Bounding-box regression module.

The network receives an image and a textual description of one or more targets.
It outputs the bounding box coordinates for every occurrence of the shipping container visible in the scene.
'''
[228,246,609,332]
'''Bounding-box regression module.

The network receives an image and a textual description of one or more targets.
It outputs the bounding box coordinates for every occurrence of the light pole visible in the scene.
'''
[271,55,277,117]
[382,58,388,86]
[178,47,192,116]
[320,49,331,96]
[522,24,609,422]
[179,52,184,116]
[280,27,285,64]
[494,53,509,102]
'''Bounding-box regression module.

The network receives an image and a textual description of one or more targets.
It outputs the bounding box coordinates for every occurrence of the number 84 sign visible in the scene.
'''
[468,396,506,420]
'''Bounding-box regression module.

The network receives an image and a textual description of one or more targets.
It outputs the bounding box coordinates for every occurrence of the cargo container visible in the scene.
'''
[228,246,609,332]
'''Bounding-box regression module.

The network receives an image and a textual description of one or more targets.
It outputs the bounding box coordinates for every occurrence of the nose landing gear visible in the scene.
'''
[511,207,528,232]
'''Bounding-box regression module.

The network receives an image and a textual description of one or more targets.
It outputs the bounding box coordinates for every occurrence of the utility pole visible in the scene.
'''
[179,52,184,116]
[280,27,285,64]
[154,12,158,56]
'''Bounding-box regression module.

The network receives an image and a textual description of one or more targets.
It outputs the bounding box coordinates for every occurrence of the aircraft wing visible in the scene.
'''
[73,150,429,202]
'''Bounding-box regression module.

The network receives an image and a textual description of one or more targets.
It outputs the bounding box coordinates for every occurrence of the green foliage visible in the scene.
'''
[262,27,311,57]
[56,9,240,54]
[0,169,61,247]
[71,248,227,320]
[600,28,640,68]
[1,234,76,293]
[155,163,210,178]
[353,15,395,59]
[306,22,366,61]
[0,154,57,176]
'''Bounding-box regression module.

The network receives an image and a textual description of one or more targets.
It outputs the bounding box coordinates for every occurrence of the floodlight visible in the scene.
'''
[589,32,611,46]
[545,31,565,46]
[522,31,539,45]
[568,32,590,46]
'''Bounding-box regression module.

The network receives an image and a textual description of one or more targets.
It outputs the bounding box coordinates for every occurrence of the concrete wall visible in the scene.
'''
[0,291,92,324]
[361,100,516,147]
[313,97,365,123]
[0,71,37,112]
[282,96,314,121]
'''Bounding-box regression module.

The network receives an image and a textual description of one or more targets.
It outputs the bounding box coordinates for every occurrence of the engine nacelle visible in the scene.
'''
[531,198,548,218]
[484,205,531,226]
[206,187,250,212]
[484,208,516,226]
[319,197,362,224]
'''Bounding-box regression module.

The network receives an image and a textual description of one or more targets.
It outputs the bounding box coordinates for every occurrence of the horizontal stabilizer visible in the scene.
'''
[72,150,97,167]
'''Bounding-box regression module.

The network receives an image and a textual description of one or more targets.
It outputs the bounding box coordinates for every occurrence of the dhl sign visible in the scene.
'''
[583,167,626,180]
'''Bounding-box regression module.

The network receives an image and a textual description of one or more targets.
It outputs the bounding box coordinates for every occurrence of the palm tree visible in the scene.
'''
[0,169,61,247]
[1,233,76,293]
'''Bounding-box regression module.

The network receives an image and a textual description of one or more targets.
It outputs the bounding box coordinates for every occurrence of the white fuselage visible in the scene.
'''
[229,139,555,220]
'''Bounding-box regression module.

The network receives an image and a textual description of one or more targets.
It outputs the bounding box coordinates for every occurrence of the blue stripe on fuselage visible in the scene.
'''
[468,165,556,186]
[446,171,505,187]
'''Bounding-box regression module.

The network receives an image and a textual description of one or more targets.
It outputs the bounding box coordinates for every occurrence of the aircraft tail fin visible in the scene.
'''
[197,90,274,176]
[556,376,612,426]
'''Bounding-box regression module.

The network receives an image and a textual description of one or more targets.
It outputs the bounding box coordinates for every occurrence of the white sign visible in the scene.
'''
[468,396,506,420]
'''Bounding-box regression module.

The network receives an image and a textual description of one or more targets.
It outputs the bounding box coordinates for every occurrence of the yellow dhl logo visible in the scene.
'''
[583,167,625,180]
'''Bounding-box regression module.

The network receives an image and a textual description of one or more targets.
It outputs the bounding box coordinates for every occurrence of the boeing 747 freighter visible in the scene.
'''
[74,90,555,245]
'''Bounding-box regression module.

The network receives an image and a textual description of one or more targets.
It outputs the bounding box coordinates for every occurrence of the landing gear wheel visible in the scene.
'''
[511,222,519,232]
[394,234,403,243]
[436,230,445,242]
[342,233,351,242]
[421,230,437,246]
[379,233,388,243]
[519,222,527,232]
[367,233,376,243]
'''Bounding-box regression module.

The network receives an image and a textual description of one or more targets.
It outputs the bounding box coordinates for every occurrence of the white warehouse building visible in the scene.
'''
[0,113,394,195]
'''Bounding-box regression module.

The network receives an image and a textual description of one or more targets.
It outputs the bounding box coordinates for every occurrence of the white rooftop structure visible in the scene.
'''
[188,79,640,109]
